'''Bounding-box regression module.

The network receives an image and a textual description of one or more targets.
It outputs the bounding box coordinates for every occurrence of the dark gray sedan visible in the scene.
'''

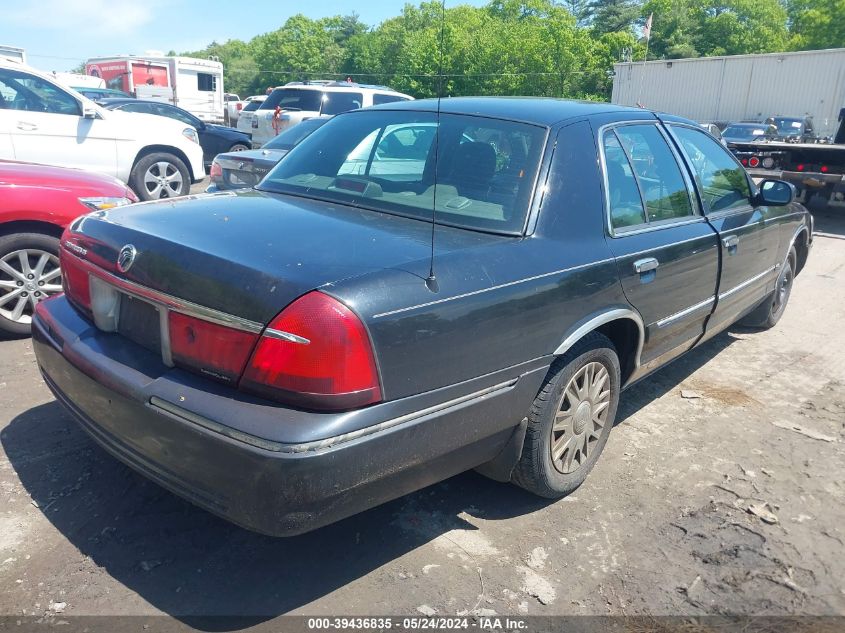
[34,98,812,536]
[207,116,330,192]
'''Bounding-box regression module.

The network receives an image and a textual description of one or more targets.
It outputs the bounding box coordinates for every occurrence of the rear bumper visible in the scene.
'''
[33,296,544,536]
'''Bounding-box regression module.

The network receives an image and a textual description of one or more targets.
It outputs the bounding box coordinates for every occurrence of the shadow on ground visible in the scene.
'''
[2,330,739,628]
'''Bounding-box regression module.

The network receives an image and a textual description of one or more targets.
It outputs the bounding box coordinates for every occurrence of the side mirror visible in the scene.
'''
[82,104,99,119]
[756,179,795,206]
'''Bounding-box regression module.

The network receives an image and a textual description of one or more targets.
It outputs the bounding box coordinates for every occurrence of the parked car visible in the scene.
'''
[236,95,267,140]
[764,115,817,143]
[0,160,136,335]
[71,87,132,100]
[34,98,812,537]
[97,98,252,167]
[250,81,412,146]
[208,116,330,191]
[223,92,242,126]
[722,122,774,145]
[0,58,205,201]
[699,122,724,142]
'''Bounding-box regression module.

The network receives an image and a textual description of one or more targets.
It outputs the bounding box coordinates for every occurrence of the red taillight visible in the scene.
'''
[209,160,223,181]
[240,292,382,411]
[59,237,91,311]
[796,164,805,172]
[236,103,243,111]
[169,312,258,384]
[741,158,748,166]
[821,165,829,173]
[748,156,760,168]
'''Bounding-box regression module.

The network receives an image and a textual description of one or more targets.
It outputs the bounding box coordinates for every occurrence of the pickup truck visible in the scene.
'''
[34,98,812,536]
[223,93,242,127]
[728,110,845,208]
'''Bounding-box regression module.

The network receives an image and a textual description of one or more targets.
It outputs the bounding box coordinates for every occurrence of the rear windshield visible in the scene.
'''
[258,110,547,234]
[259,88,323,112]
[263,118,330,150]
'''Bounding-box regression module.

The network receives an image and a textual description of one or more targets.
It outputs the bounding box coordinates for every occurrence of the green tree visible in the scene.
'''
[591,0,642,34]
[786,0,845,50]
[693,0,789,56]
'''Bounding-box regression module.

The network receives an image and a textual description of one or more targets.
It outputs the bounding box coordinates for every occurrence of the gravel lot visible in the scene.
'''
[1,202,843,624]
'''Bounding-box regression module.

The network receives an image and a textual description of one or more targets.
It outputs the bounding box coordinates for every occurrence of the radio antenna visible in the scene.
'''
[425,0,447,293]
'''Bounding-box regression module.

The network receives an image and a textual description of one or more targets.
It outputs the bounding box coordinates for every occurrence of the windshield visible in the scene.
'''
[258,110,547,234]
[262,118,330,150]
[242,99,264,112]
[773,118,803,135]
[724,125,768,140]
[259,88,323,112]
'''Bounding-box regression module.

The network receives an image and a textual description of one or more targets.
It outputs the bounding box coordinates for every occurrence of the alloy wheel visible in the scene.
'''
[0,249,62,325]
[143,161,184,198]
[550,361,612,474]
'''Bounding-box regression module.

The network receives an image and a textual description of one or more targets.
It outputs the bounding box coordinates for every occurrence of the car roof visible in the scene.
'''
[364,96,649,126]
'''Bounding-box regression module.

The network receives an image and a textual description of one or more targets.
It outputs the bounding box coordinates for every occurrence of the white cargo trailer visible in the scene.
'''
[612,48,845,137]
[85,55,224,123]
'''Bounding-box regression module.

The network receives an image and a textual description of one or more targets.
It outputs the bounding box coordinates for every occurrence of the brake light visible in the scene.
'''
[821,165,829,173]
[59,236,91,312]
[796,164,805,171]
[748,156,760,168]
[236,103,243,111]
[240,292,381,411]
[209,160,223,182]
[169,312,258,384]
[741,158,748,166]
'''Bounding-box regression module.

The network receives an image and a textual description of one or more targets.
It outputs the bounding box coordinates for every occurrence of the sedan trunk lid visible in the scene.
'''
[67,189,497,325]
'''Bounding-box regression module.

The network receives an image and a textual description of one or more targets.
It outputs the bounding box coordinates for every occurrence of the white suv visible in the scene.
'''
[0,59,205,200]
[249,81,412,146]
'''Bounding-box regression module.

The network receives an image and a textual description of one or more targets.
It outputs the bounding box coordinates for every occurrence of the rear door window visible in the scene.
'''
[613,125,693,224]
[603,133,647,229]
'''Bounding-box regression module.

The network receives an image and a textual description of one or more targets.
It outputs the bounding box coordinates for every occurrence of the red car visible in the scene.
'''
[0,161,137,335]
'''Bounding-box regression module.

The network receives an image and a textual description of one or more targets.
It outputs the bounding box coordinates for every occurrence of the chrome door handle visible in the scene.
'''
[722,235,739,249]
[16,121,38,131]
[633,257,659,274]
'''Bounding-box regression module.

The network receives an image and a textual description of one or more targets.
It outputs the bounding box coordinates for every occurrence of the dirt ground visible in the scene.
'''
[1,202,843,625]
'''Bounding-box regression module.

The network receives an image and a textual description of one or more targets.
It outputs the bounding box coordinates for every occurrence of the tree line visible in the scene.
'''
[179,0,844,100]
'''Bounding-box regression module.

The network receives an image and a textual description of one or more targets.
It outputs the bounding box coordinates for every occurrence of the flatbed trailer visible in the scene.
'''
[729,118,845,208]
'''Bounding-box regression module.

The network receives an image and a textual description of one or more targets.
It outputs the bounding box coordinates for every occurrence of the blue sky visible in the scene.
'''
[1,0,483,72]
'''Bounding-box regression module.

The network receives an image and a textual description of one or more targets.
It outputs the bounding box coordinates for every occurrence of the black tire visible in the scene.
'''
[0,232,61,337]
[130,152,191,201]
[740,246,796,329]
[228,142,250,153]
[512,332,621,498]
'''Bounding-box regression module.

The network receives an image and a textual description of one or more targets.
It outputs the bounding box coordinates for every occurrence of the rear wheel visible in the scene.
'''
[0,233,62,336]
[130,152,191,201]
[512,333,620,498]
[228,142,250,153]
[741,246,796,329]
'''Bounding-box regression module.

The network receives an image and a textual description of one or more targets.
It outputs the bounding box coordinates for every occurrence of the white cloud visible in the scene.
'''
[7,0,161,36]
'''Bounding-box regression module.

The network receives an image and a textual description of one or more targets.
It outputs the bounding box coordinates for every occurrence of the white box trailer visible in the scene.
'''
[0,45,26,64]
[85,55,224,123]
[612,47,845,138]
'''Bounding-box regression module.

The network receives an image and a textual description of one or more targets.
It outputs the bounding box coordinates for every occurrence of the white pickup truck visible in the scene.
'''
[0,58,205,200]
